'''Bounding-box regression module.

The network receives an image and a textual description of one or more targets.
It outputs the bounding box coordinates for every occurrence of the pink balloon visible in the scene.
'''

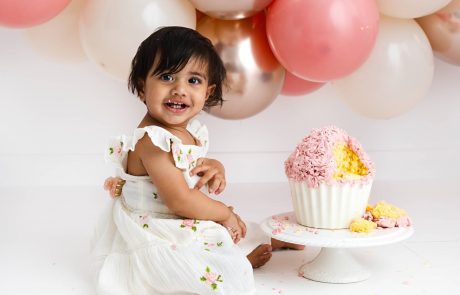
[0,0,70,28]
[281,71,325,96]
[266,0,379,82]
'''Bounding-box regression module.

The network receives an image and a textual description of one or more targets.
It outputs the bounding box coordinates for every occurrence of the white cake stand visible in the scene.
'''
[260,212,414,284]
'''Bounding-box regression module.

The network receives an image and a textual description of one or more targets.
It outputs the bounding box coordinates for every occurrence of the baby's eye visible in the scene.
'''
[189,77,202,85]
[160,74,173,81]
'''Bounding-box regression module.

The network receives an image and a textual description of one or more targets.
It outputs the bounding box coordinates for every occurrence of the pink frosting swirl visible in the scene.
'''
[284,126,375,188]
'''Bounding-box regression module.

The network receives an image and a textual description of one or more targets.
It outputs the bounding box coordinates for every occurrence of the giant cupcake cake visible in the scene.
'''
[285,126,375,229]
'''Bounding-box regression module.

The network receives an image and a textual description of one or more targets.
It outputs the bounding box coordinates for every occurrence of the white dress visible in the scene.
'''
[92,120,255,295]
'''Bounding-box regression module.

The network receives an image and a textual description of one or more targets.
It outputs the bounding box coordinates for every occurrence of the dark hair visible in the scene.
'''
[128,26,226,109]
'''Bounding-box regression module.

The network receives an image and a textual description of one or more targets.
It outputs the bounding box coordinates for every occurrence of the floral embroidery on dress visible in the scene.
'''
[200,266,223,290]
[136,214,151,229]
[203,242,223,251]
[174,146,183,162]
[187,148,196,169]
[108,141,123,157]
[180,219,200,232]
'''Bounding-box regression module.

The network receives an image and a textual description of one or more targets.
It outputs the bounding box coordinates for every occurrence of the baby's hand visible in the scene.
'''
[190,158,226,194]
[103,177,125,198]
[220,212,243,244]
[229,206,246,239]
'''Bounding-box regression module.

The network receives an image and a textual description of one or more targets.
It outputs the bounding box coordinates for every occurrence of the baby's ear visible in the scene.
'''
[138,81,145,102]
[206,84,216,99]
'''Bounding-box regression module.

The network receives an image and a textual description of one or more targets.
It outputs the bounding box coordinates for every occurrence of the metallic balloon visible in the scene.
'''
[190,0,273,20]
[417,0,460,66]
[197,13,285,119]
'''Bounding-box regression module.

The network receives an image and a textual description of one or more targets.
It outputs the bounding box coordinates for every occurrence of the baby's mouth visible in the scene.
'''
[164,100,189,110]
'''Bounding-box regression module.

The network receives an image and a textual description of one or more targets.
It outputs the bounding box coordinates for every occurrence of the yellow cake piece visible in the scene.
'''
[370,201,406,219]
[349,218,377,233]
[333,143,369,180]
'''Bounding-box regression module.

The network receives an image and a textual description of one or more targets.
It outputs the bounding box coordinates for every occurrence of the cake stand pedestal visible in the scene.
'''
[260,212,414,284]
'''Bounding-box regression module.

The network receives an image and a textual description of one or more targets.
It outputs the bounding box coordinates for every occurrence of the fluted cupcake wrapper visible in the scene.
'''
[289,180,372,229]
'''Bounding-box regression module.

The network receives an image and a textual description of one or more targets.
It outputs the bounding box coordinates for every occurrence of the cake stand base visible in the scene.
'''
[300,247,370,283]
[260,212,414,284]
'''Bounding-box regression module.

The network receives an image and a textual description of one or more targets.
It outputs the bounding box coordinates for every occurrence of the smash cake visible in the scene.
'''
[349,201,412,233]
[284,126,375,229]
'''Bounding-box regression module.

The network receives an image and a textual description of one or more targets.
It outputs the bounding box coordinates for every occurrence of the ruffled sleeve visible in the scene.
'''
[105,126,189,170]
[187,119,209,154]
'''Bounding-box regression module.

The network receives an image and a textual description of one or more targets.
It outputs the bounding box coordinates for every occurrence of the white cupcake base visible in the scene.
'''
[289,181,373,229]
[260,212,414,283]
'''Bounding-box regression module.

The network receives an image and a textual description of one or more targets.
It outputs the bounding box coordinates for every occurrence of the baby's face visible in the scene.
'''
[140,58,213,128]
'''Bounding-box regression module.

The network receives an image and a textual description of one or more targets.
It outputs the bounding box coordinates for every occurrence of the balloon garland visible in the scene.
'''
[0,0,457,119]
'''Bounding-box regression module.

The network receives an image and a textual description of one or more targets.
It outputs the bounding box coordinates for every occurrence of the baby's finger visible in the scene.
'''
[208,178,221,194]
[234,228,243,243]
[189,164,212,177]
[194,169,218,190]
[238,219,247,238]
[214,178,226,194]
[196,157,205,166]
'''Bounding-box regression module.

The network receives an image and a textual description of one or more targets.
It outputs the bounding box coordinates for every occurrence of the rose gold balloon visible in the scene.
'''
[198,13,285,119]
[417,0,460,65]
[190,0,273,20]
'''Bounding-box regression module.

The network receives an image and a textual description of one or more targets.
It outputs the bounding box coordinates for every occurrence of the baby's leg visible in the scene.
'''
[270,238,305,251]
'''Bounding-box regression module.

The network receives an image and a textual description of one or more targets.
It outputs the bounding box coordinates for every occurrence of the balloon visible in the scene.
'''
[417,0,460,66]
[333,16,434,119]
[24,0,87,63]
[0,0,70,28]
[79,0,196,81]
[196,9,206,24]
[266,0,379,82]
[197,13,285,119]
[377,0,452,19]
[190,0,273,20]
[250,11,280,72]
[281,71,325,96]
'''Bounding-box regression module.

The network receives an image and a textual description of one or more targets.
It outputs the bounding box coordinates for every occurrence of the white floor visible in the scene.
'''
[1,180,459,295]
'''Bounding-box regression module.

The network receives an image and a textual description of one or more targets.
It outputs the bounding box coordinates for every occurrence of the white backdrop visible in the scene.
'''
[1,27,459,186]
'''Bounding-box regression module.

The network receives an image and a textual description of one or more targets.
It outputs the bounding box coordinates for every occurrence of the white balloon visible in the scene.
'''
[190,0,273,20]
[333,16,434,119]
[25,0,87,63]
[79,0,196,81]
[377,0,452,19]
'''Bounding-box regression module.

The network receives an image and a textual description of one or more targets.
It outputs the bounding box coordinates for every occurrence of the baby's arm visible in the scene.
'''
[137,135,232,223]
[189,158,226,194]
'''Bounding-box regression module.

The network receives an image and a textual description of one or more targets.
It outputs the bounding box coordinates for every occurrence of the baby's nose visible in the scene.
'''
[171,82,187,97]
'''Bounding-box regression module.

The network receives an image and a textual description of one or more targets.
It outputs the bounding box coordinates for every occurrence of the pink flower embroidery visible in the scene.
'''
[203,241,223,251]
[186,149,196,169]
[200,266,223,290]
[180,219,199,232]
[174,146,183,162]
[108,142,123,157]
[137,214,150,229]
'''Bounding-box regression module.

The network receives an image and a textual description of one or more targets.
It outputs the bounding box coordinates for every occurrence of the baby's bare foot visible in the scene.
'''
[271,238,305,251]
[246,244,272,268]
